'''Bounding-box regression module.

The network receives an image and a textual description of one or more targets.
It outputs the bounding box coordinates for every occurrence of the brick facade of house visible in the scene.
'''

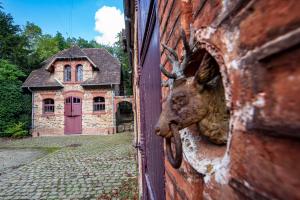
[23,46,120,136]
[125,0,300,199]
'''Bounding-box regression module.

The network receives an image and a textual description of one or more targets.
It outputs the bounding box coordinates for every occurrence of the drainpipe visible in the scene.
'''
[111,84,116,133]
[28,87,34,131]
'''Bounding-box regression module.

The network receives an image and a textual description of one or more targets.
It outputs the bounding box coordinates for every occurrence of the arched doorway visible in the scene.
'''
[116,101,133,132]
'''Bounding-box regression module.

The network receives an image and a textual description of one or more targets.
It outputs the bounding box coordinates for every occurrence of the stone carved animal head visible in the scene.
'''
[155,27,229,145]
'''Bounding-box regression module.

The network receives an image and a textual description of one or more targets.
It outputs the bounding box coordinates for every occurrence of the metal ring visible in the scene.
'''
[166,124,182,169]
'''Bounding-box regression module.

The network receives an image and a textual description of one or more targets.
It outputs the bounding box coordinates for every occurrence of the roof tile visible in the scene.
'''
[23,46,120,88]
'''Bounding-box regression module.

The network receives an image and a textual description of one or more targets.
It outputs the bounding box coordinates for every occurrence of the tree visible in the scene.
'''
[88,40,102,48]
[54,32,69,50]
[23,22,42,49]
[0,7,31,137]
[76,37,94,48]
[0,11,34,73]
[66,37,77,46]
[36,34,60,61]
[19,22,43,72]
[0,59,29,135]
[0,10,23,62]
[113,32,132,95]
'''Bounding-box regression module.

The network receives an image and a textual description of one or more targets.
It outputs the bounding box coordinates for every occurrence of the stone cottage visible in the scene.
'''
[23,45,121,136]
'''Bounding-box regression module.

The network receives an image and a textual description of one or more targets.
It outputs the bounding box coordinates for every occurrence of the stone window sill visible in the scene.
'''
[93,111,106,115]
[42,113,55,117]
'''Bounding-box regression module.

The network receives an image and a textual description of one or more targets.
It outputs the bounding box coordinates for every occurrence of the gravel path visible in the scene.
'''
[0,133,137,200]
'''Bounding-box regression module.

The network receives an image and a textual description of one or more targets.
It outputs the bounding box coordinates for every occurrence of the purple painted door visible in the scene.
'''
[138,1,165,199]
[65,96,82,134]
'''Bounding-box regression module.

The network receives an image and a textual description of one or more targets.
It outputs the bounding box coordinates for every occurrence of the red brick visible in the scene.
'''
[240,0,300,50]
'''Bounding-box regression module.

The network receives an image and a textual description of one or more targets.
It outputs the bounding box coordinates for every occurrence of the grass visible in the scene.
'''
[0,132,134,148]
[0,146,61,154]
[119,177,139,200]
[39,146,61,154]
[97,177,138,200]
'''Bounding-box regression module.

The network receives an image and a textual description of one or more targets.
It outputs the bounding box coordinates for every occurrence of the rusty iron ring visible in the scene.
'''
[166,124,182,169]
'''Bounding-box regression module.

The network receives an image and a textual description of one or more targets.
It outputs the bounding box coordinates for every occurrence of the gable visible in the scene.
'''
[23,46,121,89]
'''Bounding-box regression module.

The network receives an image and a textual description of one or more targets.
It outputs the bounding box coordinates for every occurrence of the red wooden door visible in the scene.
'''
[64,96,82,134]
[138,1,166,199]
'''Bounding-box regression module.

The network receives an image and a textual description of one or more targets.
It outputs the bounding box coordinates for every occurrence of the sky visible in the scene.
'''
[2,0,125,45]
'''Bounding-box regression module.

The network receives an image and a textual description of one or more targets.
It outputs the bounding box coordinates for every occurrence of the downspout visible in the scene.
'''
[28,87,34,131]
[111,84,116,134]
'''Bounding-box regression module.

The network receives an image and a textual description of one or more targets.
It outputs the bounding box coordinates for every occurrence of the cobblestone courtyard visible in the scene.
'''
[0,133,137,200]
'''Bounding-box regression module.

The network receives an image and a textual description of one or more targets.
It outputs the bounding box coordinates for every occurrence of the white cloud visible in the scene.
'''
[94,6,125,45]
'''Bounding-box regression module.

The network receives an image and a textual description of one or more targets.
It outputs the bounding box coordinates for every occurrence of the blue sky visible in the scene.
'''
[2,0,124,44]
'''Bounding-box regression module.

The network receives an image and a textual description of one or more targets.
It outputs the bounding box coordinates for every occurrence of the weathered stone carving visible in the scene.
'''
[155,26,229,168]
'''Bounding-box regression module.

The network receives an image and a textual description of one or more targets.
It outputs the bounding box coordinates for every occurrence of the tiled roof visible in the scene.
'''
[22,68,63,88]
[23,46,121,88]
[81,48,121,86]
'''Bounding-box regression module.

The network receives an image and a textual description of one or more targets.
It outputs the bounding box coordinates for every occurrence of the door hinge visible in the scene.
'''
[136,65,142,86]
[134,142,143,151]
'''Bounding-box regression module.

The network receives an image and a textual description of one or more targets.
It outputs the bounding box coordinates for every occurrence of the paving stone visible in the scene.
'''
[0,133,136,199]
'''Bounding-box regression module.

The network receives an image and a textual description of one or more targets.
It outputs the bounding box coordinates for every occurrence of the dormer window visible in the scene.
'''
[64,65,71,82]
[76,64,83,82]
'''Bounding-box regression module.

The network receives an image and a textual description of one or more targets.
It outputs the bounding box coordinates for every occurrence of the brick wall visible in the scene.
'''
[157,0,300,199]
[32,60,115,136]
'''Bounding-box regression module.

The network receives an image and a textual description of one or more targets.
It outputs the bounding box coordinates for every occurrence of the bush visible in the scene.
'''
[4,122,29,138]
[0,59,32,135]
